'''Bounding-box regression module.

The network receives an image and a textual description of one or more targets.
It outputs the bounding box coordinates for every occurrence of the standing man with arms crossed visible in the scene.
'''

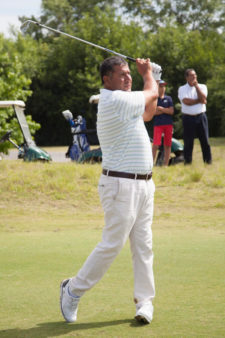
[60,56,159,324]
[152,79,174,166]
[178,69,212,164]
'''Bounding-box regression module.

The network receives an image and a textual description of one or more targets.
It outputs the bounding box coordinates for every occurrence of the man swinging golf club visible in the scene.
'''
[60,56,160,324]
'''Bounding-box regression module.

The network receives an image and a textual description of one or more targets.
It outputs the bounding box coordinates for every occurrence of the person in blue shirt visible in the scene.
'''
[152,80,174,166]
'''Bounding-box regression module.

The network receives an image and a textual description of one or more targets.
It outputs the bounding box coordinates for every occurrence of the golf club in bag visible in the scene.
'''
[62,110,90,161]
[62,110,100,162]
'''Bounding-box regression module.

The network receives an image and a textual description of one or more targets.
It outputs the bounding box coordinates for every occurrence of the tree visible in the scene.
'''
[19,0,116,40]
[120,0,225,33]
[24,6,147,145]
[0,35,40,154]
[141,26,225,138]
[207,65,225,136]
[17,0,225,144]
[41,0,115,24]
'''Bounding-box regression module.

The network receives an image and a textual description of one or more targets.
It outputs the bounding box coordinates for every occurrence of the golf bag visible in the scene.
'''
[64,114,90,161]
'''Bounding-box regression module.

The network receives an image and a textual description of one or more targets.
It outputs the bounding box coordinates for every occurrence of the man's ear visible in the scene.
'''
[103,75,109,85]
[103,74,112,88]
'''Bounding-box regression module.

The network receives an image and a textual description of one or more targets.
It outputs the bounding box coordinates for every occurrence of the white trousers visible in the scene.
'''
[70,174,155,305]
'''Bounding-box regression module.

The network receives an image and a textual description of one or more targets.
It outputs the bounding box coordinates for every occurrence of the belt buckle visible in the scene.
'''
[134,173,137,180]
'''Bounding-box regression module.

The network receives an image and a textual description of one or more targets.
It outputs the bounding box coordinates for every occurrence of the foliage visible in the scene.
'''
[120,0,225,33]
[142,27,225,138]
[207,65,225,136]
[0,38,32,100]
[1,0,224,145]
[41,0,116,24]
[0,35,40,154]
[23,7,146,145]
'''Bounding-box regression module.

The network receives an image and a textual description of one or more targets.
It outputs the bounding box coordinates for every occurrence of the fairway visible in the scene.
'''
[0,138,225,337]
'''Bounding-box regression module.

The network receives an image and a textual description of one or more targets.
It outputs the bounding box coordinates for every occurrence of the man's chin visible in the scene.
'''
[123,86,132,92]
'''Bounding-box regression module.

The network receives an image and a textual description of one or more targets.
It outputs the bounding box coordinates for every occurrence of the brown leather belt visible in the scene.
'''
[102,169,152,180]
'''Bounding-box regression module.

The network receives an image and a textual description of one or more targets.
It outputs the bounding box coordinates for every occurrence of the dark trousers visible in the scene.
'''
[182,113,212,164]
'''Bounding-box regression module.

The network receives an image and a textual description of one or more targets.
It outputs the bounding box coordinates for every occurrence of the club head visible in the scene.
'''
[62,110,73,121]
[20,20,38,34]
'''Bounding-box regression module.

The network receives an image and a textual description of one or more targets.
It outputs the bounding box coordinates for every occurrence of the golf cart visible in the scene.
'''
[62,94,184,165]
[0,101,51,162]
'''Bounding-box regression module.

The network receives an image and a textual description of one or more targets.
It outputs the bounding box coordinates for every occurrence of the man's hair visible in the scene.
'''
[185,68,196,78]
[100,56,128,84]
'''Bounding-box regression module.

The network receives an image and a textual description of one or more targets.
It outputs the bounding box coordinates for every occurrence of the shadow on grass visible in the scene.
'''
[0,319,143,337]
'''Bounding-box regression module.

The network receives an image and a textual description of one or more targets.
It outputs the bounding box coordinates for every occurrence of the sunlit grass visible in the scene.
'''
[0,138,225,337]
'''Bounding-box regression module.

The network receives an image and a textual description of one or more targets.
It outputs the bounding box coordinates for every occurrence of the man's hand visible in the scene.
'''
[155,105,174,115]
[192,79,198,87]
[136,58,159,122]
[155,106,163,115]
[183,79,207,105]
[136,58,152,77]
[136,59,162,81]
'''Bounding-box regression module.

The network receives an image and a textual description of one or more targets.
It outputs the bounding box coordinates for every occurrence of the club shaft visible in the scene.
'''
[23,20,136,62]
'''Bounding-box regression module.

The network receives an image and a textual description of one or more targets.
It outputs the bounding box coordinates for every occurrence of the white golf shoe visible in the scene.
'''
[135,301,153,324]
[60,278,80,323]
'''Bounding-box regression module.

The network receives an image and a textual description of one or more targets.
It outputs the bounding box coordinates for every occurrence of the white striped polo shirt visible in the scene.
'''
[97,88,153,174]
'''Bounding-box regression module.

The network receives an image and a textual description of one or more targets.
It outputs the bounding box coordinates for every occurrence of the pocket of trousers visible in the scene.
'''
[98,177,119,206]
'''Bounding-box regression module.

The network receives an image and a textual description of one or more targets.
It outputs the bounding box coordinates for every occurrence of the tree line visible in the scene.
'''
[0,0,225,151]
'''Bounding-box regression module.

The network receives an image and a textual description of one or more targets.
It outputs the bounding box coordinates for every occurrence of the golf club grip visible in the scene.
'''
[126,56,136,62]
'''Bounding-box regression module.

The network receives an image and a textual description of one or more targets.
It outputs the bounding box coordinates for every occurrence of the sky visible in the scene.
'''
[0,0,42,37]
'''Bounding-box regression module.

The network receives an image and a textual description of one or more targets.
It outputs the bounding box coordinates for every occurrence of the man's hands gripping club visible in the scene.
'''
[136,58,159,122]
[136,58,162,81]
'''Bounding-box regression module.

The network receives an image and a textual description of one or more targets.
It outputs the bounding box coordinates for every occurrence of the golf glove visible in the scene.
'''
[89,94,100,104]
[151,62,162,81]
[62,110,73,121]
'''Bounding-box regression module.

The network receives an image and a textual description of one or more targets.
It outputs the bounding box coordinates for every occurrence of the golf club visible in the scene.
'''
[20,20,136,62]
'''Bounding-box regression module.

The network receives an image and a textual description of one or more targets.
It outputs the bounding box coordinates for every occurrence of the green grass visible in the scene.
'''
[0,138,225,337]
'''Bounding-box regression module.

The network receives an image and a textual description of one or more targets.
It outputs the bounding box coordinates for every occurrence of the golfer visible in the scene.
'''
[60,56,159,324]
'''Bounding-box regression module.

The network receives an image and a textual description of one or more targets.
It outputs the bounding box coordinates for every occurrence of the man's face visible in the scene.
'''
[159,84,166,95]
[103,64,132,91]
[186,70,197,86]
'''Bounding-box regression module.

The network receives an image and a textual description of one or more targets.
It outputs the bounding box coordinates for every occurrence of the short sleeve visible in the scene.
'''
[178,86,183,102]
[168,96,174,107]
[200,84,208,97]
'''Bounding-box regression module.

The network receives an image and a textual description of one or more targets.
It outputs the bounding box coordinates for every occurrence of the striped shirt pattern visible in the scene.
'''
[97,89,153,174]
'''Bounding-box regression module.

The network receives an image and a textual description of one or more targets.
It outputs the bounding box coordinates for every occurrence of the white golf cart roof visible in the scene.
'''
[0,100,35,146]
[0,100,25,108]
